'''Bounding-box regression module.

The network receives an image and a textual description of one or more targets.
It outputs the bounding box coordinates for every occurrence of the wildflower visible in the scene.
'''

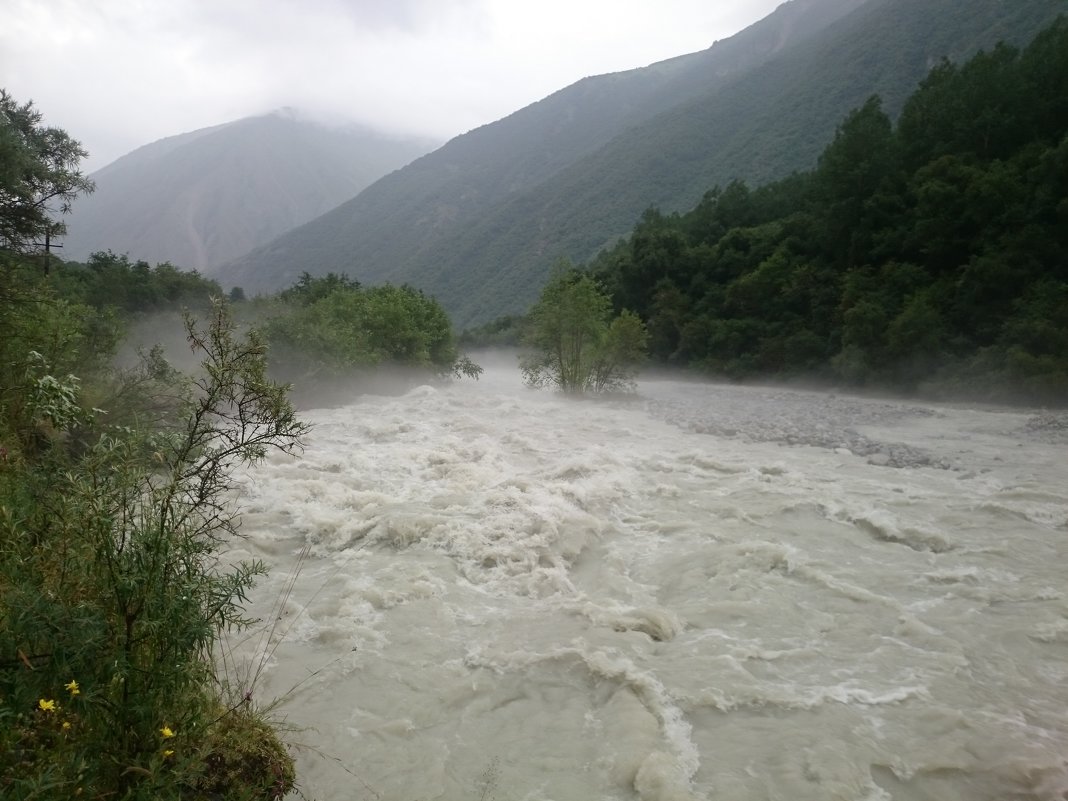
[162,749,175,758]
[160,726,175,739]
[38,698,57,712]
[65,680,80,696]
[62,721,72,731]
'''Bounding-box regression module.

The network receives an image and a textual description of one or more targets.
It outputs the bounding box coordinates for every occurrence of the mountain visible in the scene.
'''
[225,0,1063,326]
[61,110,437,275]
[223,0,867,298]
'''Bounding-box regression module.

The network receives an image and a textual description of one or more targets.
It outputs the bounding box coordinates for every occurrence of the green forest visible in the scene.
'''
[576,18,1067,403]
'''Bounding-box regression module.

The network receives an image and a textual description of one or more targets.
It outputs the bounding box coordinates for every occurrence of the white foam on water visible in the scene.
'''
[227,369,1068,800]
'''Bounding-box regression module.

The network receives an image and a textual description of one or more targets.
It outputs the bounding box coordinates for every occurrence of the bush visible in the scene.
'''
[261,273,482,387]
[0,297,306,800]
[521,263,648,394]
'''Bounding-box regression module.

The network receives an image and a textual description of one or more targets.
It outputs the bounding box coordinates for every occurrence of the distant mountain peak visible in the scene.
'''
[62,113,438,274]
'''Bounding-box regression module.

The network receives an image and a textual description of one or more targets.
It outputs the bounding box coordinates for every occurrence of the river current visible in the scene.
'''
[224,361,1068,801]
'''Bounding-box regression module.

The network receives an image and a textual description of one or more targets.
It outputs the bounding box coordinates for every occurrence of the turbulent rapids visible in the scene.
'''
[224,362,1068,801]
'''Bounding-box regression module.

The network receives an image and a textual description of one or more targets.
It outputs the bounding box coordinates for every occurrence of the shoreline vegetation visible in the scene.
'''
[0,281,306,799]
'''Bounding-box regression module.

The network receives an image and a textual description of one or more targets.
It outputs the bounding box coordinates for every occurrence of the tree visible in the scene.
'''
[814,95,899,268]
[0,89,94,252]
[262,276,481,384]
[521,263,647,394]
[277,271,360,305]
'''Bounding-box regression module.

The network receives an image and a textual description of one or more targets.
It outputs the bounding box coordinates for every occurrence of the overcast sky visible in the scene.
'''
[2,0,784,172]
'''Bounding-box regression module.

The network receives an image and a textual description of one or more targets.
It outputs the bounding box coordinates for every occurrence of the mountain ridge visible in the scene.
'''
[61,111,437,274]
[225,0,868,296]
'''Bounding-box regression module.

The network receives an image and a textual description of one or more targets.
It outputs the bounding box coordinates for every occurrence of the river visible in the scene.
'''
[223,361,1068,801]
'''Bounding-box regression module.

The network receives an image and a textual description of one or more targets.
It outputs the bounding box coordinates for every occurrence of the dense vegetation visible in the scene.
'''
[584,19,1068,402]
[1,91,478,799]
[255,272,481,391]
[47,251,225,313]
[1,254,303,800]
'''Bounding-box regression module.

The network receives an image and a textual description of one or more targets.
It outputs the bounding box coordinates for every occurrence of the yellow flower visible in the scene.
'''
[162,749,175,758]
[62,721,72,731]
[38,698,57,712]
[160,726,175,739]
[65,680,80,696]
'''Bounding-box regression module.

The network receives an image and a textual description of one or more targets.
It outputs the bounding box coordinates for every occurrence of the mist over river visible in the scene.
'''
[225,361,1068,801]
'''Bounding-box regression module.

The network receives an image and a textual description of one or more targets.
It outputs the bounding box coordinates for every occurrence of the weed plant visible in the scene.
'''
[0,268,307,800]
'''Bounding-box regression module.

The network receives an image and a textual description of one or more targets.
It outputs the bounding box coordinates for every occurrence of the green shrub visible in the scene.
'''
[0,297,305,800]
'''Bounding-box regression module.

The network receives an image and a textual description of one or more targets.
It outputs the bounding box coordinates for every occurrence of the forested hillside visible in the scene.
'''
[223,0,868,300]
[588,19,1068,402]
[61,111,435,273]
[224,0,1063,328]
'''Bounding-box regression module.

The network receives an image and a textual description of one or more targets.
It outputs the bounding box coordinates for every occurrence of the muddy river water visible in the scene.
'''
[225,364,1068,800]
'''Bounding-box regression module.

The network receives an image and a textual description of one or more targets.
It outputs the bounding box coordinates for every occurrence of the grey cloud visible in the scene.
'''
[330,0,483,32]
